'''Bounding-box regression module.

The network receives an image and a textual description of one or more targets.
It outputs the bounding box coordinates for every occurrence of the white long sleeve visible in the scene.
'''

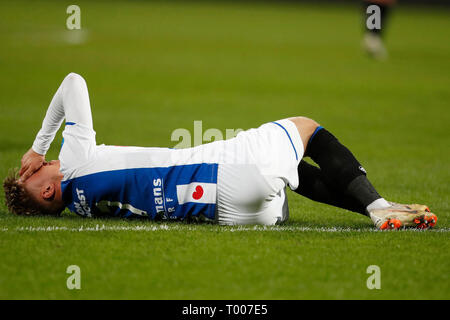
[32,73,93,155]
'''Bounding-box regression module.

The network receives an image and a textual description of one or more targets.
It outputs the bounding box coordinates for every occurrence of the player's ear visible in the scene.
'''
[41,183,55,200]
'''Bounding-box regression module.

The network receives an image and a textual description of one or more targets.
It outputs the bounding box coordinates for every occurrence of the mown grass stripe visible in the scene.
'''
[1,225,448,233]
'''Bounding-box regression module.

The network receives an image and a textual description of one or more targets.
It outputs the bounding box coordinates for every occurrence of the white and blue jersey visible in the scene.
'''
[56,118,304,224]
[59,123,221,221]
[32,74,303,225]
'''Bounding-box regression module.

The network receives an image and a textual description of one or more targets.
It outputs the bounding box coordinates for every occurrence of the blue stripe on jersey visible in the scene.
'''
[61,163,218,221]
[271,121,298,160]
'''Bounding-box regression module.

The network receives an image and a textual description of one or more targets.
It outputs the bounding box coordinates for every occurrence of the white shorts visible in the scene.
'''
[216,119,304,225]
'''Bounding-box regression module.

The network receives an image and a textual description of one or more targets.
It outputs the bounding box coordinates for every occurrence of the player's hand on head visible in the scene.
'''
[19,148,45,182]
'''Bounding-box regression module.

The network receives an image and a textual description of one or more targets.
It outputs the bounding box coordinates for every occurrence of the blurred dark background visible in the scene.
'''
[218,0,449,6]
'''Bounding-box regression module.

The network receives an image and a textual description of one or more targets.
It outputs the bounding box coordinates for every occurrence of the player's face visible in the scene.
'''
[22,160,63,203]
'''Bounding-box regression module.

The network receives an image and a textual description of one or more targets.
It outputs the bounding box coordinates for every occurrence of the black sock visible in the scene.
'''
[304,128,382,210]
[295,160,367,215]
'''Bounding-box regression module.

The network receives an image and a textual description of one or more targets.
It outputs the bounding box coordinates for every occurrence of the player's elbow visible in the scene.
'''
[64,72,86,86]
[62,72,87,92]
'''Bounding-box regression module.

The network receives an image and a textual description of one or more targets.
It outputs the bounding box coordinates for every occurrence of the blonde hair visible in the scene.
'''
[3,169,61,216]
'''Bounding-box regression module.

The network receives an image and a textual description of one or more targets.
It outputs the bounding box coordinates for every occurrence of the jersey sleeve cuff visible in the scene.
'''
[31,142,47,156]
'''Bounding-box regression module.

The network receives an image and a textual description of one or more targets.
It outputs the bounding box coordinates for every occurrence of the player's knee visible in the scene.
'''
[288,116,320,151]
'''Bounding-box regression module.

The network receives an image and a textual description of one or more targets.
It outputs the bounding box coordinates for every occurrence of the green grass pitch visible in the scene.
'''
[0,0,449,299]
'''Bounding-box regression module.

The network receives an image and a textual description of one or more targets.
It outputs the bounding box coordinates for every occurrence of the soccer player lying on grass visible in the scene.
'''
[3,73,437,230]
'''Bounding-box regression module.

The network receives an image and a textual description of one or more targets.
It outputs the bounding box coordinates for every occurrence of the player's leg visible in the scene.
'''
[295,158,437,229]
[289,116,388,215]
[217,164,286,225]
[288,116,437,229]
[295,160,366,215]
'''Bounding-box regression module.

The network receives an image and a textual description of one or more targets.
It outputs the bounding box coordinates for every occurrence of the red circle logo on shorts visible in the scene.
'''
[192,185,204,200]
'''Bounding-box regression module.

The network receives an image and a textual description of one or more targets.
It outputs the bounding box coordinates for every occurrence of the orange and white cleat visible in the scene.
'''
[369,204,437,230]
[387,201,431,213]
